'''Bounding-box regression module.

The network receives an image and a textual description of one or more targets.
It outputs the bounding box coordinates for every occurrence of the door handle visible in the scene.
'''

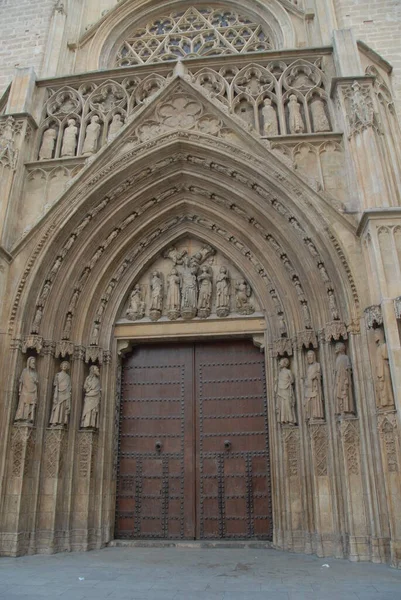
[155,440,162,452]
[224,440,231,451]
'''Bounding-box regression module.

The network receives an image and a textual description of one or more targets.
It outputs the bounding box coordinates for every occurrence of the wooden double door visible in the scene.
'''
[115,340,272,540]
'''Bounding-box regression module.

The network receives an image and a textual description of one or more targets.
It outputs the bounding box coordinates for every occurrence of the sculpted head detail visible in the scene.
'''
[335,342,345,355]
[307,350,315,364]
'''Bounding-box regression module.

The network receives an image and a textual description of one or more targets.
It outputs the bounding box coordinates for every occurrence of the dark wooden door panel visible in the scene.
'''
[116,344,195,540]
[116,339,272,541]
[195,340,272,540]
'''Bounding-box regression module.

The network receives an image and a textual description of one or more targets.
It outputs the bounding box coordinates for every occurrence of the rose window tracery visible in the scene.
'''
[115,7,273,67]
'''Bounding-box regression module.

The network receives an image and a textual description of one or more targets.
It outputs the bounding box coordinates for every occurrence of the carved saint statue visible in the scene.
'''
[235,279,254,315]
[275,357,297,425]
[81,365,101,430]
[126,284,146,321]
[216,266,231,318]
[334,342,355,415]
[149,271,163,321]
[197,265,213,319]
[310,97,330,133]
[107,114,124,143]
[90,322,100,346]
[328,290,340,321]
[166,268,181,320]
[38,282,51,307]
[288,95,305,134]
[49,361,71,427]
[31,306,43,334]
[39,126,57,160]
[262,99,279,136]
[351,81,373,127]
[61,119,78,157]
[62,314,73,340]
[374,329,395,408]
[304,350,324,421]
[15,357,38,424]
[83,115,101,156]
[181,257,198,320]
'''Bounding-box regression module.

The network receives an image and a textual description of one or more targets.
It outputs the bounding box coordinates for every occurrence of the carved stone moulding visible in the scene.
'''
[273,337,293,357]
[21,335,44,354]
[296,330,318,350]
[55,340,75,359]
[364,305,383,329]
[325,320,348,342]
[85,346,105,365]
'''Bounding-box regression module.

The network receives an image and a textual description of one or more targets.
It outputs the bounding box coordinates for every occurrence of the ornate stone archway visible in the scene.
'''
[0,67,389,563]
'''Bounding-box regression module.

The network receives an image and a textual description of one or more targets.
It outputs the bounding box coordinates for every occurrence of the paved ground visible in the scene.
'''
[0,546,401,599]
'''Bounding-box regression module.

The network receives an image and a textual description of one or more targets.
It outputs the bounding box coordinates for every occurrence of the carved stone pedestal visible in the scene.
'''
[71,430,98,552]
[36,428,67,554]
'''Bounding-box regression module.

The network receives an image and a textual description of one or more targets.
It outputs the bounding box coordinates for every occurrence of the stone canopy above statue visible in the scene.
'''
[120,239,260,323]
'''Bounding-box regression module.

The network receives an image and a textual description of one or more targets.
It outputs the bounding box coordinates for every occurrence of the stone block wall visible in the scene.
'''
[0,0,54,97]
[334,0,401,119]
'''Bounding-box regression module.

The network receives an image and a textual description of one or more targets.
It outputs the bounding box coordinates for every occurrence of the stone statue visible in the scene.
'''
[181,257,198,320]
[81,365,101,430]
[374,329,395,408]
[62,313,73,340]
[126,284,146,321]
[328,290,340,321]
[61,119,78,157]
[288,95,305,134]
[39,126,57,160]
[107,114,124,142]
[216,266,231,317]
[197,265,213,319]
[235,279,254,315]
[310,97,330,133]
[262,99,279,136]
[38,282,51,306]
[334,342,355,415]
[304,350,324,421]
[90,322,100,346]
[49,361,71,427]
[166,268,181,320]
[350,81,373,127]
[82,115,101,156]
[149,271,163,321]
[31,306,43,334]
[15,357,38,424]
[275,357,297,425]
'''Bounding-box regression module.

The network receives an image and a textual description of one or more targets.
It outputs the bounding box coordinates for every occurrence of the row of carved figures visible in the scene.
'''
[38,114,125,161]
[276,330,395,425]
[15,359,101,430]
[126,265,254,323]
[37,94,330,162]
[256,95,330,136]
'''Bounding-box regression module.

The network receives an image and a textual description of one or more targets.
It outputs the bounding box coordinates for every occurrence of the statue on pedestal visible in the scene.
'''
[15,357,39,424]
[81,365,101,430]
[50,361,71,427]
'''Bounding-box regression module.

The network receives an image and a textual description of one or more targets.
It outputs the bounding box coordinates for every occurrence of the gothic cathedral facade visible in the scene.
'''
[1,0,401,566]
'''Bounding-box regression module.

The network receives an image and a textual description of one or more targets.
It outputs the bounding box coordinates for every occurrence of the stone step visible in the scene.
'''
[109,539,274,549]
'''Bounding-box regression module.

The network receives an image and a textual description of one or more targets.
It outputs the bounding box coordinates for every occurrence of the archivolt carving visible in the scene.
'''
[14,135,354,338]
[114,7,274,68]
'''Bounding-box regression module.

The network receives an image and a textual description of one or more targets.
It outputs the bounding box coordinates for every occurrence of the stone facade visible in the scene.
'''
[0,0,401,566]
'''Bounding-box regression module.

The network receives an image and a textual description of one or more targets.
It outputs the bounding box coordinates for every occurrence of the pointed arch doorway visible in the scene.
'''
[115,337,272,541]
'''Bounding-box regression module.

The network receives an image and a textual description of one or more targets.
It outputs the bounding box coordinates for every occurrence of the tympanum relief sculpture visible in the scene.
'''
[276,357,297,425]
[374,329,395,409]
[304,350,324,421]
[81,365,101,430]
[334,342,355,416]
[123,240,259,322]
[49,361,71,427]
[15,357,38,425]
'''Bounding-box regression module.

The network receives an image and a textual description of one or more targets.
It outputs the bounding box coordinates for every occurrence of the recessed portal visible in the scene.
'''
[115,339,272,540]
